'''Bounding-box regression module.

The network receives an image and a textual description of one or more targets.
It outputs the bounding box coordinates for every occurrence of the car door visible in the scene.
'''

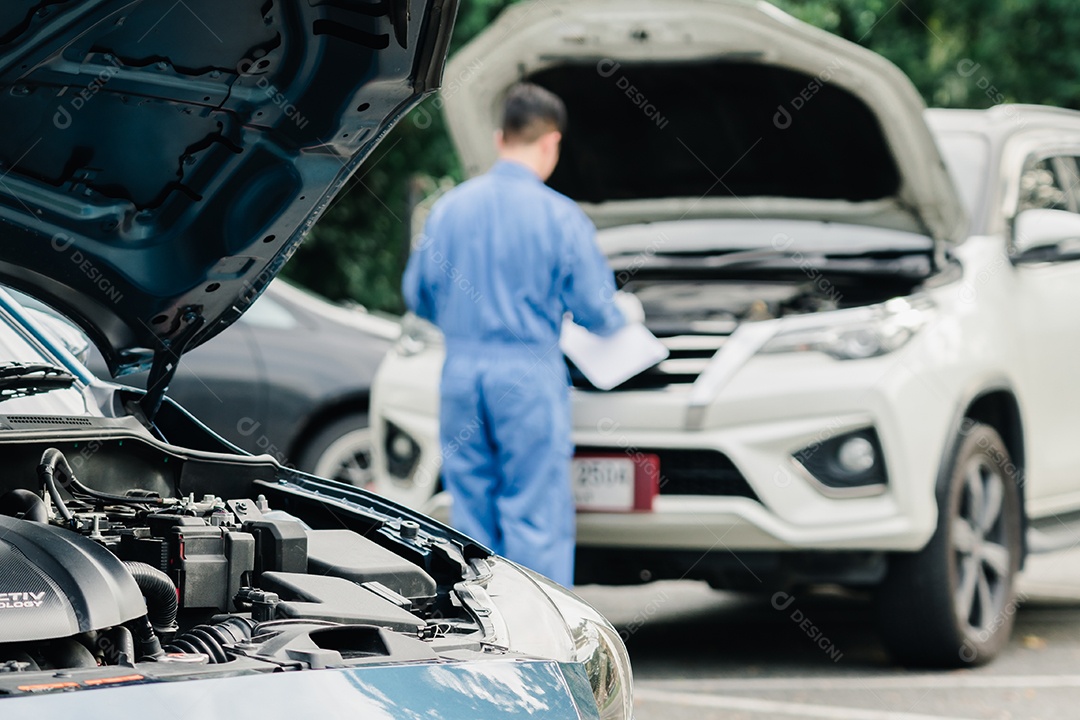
[1010,151,1080,502]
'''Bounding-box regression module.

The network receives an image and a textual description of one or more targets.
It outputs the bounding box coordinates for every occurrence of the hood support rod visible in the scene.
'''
[139,309,205,425]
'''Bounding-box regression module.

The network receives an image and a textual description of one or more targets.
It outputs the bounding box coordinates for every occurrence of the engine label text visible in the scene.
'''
[0,591,47,609]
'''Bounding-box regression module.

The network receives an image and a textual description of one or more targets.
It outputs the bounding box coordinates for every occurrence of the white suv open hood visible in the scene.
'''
[441,0,965,244]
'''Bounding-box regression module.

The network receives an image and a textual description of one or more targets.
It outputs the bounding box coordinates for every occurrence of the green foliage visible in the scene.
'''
[283,0,1080,312]
[774,0,1080,110]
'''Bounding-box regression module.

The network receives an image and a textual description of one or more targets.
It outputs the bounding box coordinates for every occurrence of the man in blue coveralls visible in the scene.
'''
[402,84,625,586]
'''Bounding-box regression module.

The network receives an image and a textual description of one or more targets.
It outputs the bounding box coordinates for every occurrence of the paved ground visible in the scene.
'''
[576,547,1080,720]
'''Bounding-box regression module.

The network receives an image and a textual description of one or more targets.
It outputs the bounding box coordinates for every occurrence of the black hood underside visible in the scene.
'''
[533,61,901,205]
[0,0,455,376]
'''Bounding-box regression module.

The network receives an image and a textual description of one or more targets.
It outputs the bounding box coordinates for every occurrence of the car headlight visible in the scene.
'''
[395,313,442,357]
[482,560,634,720]
[758,296,932,360]
[530,572,634,720]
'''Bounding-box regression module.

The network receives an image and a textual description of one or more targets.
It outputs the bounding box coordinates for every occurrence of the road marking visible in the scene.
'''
[640,674,1080,692]
[635,688,976,720]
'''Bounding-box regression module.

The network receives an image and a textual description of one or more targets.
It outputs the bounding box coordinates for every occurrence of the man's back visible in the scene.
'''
[404,159,621,351]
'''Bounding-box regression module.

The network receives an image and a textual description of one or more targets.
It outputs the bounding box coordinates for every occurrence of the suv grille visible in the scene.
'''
[569,331,728,390]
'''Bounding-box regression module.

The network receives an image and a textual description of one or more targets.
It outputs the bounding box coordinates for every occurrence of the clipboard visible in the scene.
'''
[560,319,669,391]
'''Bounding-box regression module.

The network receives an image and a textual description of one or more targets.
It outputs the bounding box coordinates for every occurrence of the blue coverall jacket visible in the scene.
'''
[402,159,625,585]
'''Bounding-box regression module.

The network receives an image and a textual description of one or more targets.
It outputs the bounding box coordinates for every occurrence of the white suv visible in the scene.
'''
[372,0,1080,666]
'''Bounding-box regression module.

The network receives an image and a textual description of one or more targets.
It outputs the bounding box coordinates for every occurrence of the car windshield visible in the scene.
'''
[935,131,991,221]
[0,305,91,415]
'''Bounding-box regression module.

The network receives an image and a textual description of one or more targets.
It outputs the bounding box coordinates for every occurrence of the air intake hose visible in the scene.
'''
[0,489,48,523]
[122,561,179,635]
[164,617,256,664]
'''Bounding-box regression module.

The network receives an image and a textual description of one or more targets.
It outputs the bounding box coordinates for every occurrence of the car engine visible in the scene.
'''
[626,279,844,332]
[0,444,485,679]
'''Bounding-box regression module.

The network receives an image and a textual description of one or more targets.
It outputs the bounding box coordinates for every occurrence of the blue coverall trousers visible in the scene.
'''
[439,344,575,586]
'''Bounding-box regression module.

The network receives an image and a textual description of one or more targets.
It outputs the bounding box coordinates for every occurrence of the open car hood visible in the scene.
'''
[0,0,456,377]
[442,0,965,244]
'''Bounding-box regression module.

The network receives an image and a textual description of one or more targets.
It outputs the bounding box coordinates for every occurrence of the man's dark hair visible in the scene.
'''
[500,83,567,145]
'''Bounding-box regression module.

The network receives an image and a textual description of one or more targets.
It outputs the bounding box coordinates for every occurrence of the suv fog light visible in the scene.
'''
[391,434,414,460]
[384,422,421,479]
[837,436,876,473]
[793,428,887,496]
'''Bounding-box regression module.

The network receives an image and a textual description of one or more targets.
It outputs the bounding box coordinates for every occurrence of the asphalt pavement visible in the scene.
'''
[576,547,1080,720]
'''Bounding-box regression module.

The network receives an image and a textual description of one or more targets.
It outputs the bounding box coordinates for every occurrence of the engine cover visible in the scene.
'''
[0,516,146,643]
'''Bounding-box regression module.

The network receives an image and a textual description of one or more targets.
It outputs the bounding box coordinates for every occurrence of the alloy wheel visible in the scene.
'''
[952,457,1010,634]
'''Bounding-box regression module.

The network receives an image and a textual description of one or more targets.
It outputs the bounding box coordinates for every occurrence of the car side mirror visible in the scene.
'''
[1012,208,1080,263]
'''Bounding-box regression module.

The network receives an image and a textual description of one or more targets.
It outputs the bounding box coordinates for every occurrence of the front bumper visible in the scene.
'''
[416,418,934,553]
[372,343,964,556]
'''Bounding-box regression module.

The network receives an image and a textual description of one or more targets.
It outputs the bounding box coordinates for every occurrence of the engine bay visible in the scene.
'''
[604,218,938,338]
[628,279,840,331]
[623,274,923,336]
[0,434,496,694]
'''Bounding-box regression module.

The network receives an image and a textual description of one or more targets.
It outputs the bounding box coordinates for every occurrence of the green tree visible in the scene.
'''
[284,0,1080,312]
[774,0,1080,109]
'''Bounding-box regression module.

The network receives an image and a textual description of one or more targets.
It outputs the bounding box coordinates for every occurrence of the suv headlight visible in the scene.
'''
[482,560,634,720]
[758,296,932,360]
[395,312,443,357]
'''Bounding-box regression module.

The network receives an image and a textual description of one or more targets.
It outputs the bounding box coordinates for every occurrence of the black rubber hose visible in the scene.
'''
[164,618,256,665]
[122,561,179,635]
[111,625,136,666]
[126,616,164,661]
[168,628,228,663]
[38,447,162,508]
[0,489,48,523]
[36,448,74,524]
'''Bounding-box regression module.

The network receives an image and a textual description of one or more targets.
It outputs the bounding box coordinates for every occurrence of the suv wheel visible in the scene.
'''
[876,422,1021,667]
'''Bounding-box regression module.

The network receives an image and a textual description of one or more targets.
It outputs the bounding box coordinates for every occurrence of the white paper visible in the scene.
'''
[560,320,669,391]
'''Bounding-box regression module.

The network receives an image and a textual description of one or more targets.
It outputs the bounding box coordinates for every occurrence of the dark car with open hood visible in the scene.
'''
[0,2,632,718]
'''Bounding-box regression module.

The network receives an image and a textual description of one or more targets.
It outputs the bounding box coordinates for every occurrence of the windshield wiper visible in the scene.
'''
[0,362,77,402]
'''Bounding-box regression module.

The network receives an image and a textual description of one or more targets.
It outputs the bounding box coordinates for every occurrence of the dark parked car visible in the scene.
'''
[88,278,398,487]
[0,1,632,718]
